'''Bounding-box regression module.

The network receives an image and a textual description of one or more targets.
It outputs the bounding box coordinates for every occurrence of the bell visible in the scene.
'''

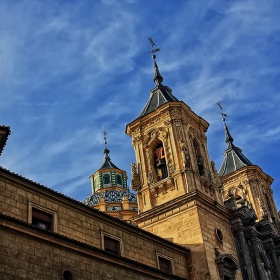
[157,158,166,169]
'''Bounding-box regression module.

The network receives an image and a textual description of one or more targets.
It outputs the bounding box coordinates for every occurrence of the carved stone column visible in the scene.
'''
[250,232,266,280]
[270,247,280,279]
[233,221,255,280]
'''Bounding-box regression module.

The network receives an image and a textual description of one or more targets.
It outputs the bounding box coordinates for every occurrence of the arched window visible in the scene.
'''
[116,174,122,185]
[103,174,110,184]
[153,143,168,181]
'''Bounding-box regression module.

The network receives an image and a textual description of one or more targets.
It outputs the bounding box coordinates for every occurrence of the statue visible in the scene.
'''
[131,162,141,191]
[180,140,191,169]
[131,162,137,175]
[211,161,217,173]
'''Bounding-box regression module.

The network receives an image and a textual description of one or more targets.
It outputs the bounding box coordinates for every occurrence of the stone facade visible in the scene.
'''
[0,167,189,279]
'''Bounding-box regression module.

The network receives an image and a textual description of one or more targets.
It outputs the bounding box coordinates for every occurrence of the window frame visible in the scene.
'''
[103,174,110,184]
[116,174,122,185]
[28,201,57,232]
[101,231,123,257]
[156,252,174,274]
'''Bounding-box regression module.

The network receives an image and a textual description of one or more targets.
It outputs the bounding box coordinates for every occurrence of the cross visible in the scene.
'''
[145,36,161,57]
[216,101,228,122]
[102,126,107,147]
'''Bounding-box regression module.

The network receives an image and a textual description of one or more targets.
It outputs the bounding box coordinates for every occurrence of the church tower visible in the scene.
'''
[126,43,241,280]
[218,116,278,222]
[83,130,138,221]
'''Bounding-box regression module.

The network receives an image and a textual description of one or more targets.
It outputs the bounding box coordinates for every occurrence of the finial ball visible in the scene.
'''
[152,54,156,59]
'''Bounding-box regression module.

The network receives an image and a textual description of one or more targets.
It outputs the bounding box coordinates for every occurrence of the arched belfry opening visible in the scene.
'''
[193,138,204,176]
[153,142,168,182]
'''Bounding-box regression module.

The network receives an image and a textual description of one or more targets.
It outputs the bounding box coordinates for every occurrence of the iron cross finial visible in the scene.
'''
[145,36,161,58]
[102,126,107,147]
[148,36,156,48]
[216,101,228,122]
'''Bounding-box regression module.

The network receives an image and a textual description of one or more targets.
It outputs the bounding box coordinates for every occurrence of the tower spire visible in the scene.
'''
[216,101,233,148]
[102,126,110,160]
[153,57,163,86]
[145,37,163,87]
[216,101,253,177]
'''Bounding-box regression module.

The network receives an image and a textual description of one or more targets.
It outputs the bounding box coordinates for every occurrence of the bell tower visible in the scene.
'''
[126,40,241,280]
[218,113,278,222]
[126,52,223,212]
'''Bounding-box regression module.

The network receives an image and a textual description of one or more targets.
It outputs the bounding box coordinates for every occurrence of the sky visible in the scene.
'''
[1,0,280,207]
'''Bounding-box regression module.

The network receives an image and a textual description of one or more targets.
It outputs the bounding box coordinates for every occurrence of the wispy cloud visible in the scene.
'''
[0,0,280,205]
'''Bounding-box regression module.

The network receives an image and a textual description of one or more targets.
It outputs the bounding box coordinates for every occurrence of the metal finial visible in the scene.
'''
[148,36,156,48]
[145,36,161,58]
[216,101,228,122]
[102,126,107,148]
[216,101,234,145]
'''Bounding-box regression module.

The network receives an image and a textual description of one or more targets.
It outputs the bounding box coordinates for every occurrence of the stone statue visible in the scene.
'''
[131,162,137,175]
[180,141,191,169]
[211,161,217,173]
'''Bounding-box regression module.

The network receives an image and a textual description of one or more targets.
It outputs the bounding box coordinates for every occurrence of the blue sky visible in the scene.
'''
[1,0,280,207]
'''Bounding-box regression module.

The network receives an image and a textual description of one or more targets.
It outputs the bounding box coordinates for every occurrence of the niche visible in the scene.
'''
[193,138,204,176]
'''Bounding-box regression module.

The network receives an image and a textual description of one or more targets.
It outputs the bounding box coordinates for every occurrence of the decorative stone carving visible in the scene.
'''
[146,151,154,184]
[180,140,191,170]
[131,162,141,191]
[258,196,268,220]
[215,247,239,279]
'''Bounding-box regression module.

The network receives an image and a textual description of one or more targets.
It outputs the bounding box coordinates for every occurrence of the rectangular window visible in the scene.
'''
[28,201,57,232]
[32,208,53,231]
[104,235,120,256]
[158,256,172,274]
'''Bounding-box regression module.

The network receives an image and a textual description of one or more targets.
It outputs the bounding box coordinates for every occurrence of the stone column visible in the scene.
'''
[270,247,280,279]
[237,230,255,280]
[250,232,266,280]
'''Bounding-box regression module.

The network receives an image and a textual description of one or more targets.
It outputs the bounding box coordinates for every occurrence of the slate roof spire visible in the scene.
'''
[153,55,163,86]
[98,127,120,170]
[224,119,234,149]
[138,38,179,118]
[216,102,252,177]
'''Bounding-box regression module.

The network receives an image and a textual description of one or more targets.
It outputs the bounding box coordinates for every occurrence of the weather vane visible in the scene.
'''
[102,126,107,147]
[145,36,161,59]
[216,101,228,122]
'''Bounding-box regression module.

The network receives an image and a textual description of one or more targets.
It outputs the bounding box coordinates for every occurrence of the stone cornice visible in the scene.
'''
[0,125,11,157]
[126,101,209,136]
[221,165,274,185]
[133,190,229,225]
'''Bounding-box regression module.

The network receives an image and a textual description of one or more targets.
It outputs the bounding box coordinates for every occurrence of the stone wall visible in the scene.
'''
[0,171,189,279]
[134,192,242,280]
[0,217,186,280]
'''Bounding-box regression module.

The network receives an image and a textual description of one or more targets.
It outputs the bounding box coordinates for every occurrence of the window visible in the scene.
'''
[116,174,122,185]
[101,232,123,257]
[32,208,53,230]
[103,174,110,184]
[158,256,172,274]
[104,235,120,256]
[153,143,168,181]
[62,269,73,280]
[28,202,57,232]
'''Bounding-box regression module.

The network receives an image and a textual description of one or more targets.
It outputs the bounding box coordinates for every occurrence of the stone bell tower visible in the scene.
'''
[126,42,241,280]
[218,116,279,222]
[126,56,223,212]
